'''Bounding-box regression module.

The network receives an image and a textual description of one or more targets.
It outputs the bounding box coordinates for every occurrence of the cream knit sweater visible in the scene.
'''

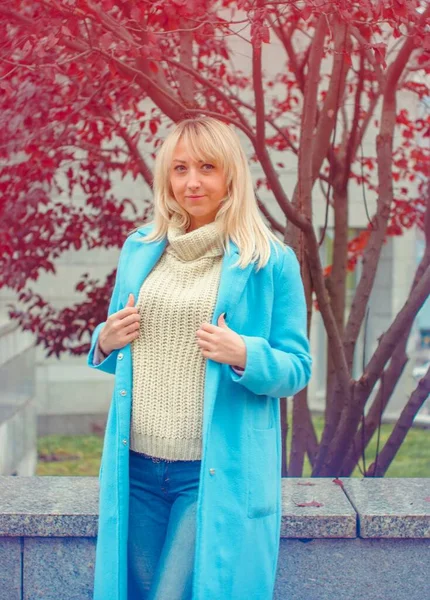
[129,214,225,461]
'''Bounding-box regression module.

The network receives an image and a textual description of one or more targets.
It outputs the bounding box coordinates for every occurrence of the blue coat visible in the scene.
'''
[87,222,312,600]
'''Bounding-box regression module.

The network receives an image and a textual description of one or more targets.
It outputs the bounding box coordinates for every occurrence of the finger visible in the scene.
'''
[197,325,221,339]
[124,331,140,343]
[199,323,218,333]
[196,334,211,346]
[196,338,213,351]
[123,322,140,336]
[118,313,141,328]
[126,293,135,307]
[115,305,139,319]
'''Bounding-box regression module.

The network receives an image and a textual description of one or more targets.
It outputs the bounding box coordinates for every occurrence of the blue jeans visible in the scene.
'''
[127,450,201,600]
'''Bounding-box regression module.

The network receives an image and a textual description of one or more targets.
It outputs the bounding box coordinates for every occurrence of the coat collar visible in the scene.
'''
[132,222,254,326]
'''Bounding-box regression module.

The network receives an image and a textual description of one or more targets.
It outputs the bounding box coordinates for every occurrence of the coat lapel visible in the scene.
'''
[202,239,254,439]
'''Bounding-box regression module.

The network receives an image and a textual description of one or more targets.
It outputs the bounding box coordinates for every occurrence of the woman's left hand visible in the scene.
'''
[196,313,247,368]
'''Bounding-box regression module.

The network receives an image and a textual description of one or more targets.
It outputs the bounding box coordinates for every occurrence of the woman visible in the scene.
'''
[87,117,312,600]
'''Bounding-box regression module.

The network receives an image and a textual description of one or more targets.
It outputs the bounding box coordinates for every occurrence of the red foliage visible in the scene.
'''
[0,0,428,356]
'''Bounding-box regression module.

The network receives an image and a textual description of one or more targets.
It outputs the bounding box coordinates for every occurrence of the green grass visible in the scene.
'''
[36,415,430,477]
[294,415,430,478]
[37,434,103,476]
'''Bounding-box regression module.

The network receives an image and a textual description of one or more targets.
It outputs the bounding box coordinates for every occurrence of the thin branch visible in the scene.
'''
[269,15,305,93]
[351,91,380,159]
[163,57,253,135]
[228,94,299,155]
[350,26,384,88]
[255,193,285,234]
[325,262,430,474]
[343,48,365,183]
[95,104,153,188]
[183,108,258,138]
[85,0,136,45]
[343,6,429,372]
[341,242,430,474]
[365,366,430,477]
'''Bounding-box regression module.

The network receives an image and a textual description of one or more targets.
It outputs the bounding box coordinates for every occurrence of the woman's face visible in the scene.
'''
[169,138,228,231]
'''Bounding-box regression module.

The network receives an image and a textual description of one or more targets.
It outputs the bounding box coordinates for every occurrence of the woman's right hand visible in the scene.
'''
[98,293,140,355]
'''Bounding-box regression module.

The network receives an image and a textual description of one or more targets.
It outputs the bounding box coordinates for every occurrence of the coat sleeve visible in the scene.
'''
[229,246,312,397]
[92,340,108,366]
[86,239,128,375]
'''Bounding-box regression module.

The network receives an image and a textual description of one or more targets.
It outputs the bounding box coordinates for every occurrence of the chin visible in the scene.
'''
[187,205,210,212]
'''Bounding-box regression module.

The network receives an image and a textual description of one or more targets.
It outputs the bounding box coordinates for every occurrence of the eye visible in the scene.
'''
[202,163,215,171]
[174,165,186,172]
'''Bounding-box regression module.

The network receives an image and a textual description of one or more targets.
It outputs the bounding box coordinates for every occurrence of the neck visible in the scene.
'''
[186,209,221,232]
[187,219,214,233]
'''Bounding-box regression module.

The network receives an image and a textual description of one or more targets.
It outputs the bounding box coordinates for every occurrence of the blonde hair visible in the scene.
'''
[137,117,285,271]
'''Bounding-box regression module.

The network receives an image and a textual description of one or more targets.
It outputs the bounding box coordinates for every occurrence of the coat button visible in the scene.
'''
[209,468,216,475]
[118,353,124,360]
[120,390,127,396]
[122,439,128,446]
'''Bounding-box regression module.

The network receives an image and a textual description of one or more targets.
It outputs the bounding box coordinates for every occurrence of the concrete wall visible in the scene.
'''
[0,320,37,475]
[0,477,429,599]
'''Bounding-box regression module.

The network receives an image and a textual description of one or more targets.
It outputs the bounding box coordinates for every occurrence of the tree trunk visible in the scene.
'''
[325,182,349,420]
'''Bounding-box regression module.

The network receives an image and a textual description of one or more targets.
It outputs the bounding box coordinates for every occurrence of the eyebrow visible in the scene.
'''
[172,159,205,164]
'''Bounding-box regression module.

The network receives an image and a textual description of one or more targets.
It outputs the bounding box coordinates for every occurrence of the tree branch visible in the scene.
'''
[350,26,384,89]
[365,366,430,477]
[163,57,253,134]
[299,15,327,217]
[176,26,196,108]
[324,262,430,474]
[342,9,428,372]
[252,5,266,149]
[268,15,305,93]
[311,18,351,182]
[343,48,365,183]
[256,193,285,234]
[341,245,430,474]
[228,93,299,154]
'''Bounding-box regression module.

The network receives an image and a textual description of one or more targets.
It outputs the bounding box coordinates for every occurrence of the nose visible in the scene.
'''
[186,168,201,191]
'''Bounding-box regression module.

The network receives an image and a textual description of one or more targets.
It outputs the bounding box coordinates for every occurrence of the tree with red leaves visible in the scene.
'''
[1,0,429,477]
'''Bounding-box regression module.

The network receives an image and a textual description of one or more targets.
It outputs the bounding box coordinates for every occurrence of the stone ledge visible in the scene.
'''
[0,476,429,539]
[281,478,356,538]
[342,478,430,538]
[0,477,99,537]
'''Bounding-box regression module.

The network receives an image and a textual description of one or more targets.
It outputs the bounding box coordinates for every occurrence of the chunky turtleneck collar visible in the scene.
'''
[166,213,225,262]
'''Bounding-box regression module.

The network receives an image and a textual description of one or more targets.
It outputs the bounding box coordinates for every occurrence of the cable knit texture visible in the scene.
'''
[130,214,225,460]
